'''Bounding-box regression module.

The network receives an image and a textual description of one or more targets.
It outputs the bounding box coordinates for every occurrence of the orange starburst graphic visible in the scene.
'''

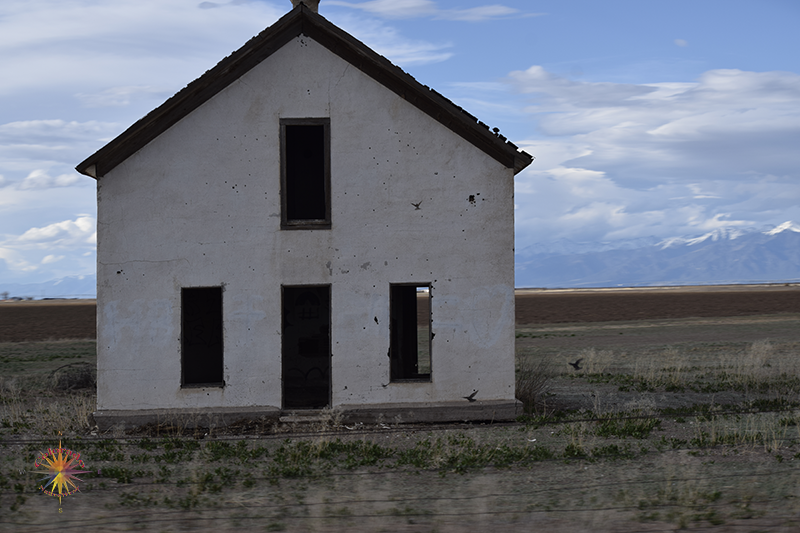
[34,439,91,511]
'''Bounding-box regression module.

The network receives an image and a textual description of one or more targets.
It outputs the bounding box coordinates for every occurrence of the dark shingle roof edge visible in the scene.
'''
[75,4,533,179]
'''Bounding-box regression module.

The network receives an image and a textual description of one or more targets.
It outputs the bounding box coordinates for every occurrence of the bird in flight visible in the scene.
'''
[463,390,478,402]
[411,201,422,210]
[568,358,583,371]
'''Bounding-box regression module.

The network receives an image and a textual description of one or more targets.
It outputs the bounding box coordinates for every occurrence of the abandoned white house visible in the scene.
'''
[76,2,533,428]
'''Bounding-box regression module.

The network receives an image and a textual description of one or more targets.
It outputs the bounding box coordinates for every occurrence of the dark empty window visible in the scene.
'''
[181,287,224,386]
[390,285,431,381]
[281,118,330,228]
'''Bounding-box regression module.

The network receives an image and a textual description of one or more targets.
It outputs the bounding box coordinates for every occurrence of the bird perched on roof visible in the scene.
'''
[568,358,583,371]
[463,390,478,402]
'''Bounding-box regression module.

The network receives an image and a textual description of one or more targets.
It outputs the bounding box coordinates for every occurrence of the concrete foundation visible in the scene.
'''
[92,400,521,431]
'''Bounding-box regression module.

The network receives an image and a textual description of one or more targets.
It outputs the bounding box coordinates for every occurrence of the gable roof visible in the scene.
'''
[76,4,533,178]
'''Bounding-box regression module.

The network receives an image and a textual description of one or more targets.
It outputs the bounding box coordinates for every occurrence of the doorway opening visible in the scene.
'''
[282,285,331,409]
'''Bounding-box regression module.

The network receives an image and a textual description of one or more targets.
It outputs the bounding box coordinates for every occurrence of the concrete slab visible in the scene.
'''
[92,399,521,431]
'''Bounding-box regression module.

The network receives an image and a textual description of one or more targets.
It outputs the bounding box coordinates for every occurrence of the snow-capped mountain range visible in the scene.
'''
[516,222,800,288]
[1,275,97,300]
[2,223,799,297]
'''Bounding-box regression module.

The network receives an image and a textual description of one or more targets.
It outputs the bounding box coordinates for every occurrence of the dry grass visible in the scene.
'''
[576,347,615,375]
[552,339,800,402]
[0,375,95,435]
[50,361,96,390]
[4,327,800,531]
[515,356,554,414]
[634,347,685,386]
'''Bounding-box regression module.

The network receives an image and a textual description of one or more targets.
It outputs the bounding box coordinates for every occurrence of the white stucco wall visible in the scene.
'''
[96,35,516,412]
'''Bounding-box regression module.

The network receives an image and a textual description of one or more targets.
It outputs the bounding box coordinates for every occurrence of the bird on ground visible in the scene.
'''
[463,390,478,402]
[568,358,583,371]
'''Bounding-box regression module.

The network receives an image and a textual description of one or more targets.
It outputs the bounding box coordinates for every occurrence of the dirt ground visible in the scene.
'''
[2,284,798,342]
[515,284,800,324]
[0,300,96,342]
[3,285,800,532]
[516,314,800,414]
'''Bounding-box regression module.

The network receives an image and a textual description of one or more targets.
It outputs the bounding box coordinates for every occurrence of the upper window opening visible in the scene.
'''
[281,118,331,229]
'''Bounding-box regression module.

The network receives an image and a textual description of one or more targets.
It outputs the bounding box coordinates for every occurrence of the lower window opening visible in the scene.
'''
[390,284,431,381]
[181,286,224,386]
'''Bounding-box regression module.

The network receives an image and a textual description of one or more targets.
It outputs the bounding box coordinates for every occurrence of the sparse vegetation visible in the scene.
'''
[515,355,554,414]
[2,309,800,531]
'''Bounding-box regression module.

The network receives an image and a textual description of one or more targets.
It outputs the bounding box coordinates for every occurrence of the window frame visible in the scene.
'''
[280,117,331,230]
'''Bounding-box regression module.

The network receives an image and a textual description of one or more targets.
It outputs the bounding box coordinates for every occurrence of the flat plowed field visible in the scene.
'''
[1,284,798,342]
[515,284,800,324]
[0,300,96,342]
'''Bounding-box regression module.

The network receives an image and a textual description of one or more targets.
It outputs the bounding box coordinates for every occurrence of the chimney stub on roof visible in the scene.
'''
[291,0,319,13]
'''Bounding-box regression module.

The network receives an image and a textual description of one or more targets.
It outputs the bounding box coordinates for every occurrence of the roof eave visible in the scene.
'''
[76,6,309,178]
[76,4,533,178]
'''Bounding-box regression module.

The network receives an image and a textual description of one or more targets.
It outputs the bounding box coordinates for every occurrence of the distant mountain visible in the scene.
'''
[4,222,799,296]
[516,236,662,256]
[1,275,97,300]
[515,222,800,288]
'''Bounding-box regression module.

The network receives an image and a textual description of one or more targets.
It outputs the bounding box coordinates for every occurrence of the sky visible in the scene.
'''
[1,0,799,285]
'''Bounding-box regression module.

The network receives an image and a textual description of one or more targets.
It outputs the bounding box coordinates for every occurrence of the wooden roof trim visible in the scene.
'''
[77,13,304,178]
[76,5,532,178]
[304,18,532,172]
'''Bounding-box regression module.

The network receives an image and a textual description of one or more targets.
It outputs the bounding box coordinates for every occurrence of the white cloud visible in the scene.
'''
[333,14,453,65]
[327,0,525,21]
[0,119,115,145]
[199,0,254,8]
[437,5,520,21]
[0,248,37,272]
[509,65,656,112]
[41,254,65,264]
[0,119,122,175]
[687,184,721,199]
[510,66,800,247]
[509,67,800,180]
[0,0,286,96]
[16,215,96,246]
[327,0,437,19]
[75,86,171,108]
[18,169,80,190]
[0,0,457,100]
[0,215,96,280]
